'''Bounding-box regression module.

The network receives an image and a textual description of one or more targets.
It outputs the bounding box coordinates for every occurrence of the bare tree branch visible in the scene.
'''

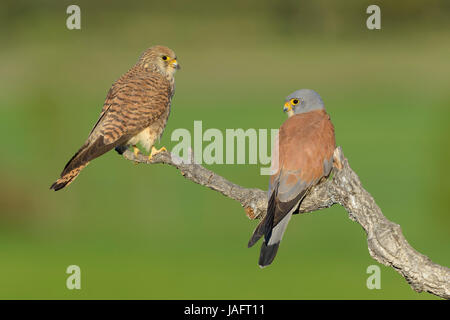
[122,146,450,299]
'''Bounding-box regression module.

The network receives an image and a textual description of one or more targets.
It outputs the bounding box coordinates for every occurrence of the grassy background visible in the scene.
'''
[0,0,449,299]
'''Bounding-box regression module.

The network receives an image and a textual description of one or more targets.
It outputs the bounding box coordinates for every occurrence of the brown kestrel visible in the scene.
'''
[248,89,336,267]
[50,45,180,191]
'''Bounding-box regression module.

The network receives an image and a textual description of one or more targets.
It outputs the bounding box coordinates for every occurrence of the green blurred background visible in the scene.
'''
[0,0,449,299]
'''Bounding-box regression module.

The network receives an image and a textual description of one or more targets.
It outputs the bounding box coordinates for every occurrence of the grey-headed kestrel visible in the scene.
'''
[50,45,180,191]
[248,89,336,267]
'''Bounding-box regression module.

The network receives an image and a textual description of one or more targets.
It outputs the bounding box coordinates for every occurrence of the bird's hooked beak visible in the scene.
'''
[283,101,294,117]
[170,59,181,70]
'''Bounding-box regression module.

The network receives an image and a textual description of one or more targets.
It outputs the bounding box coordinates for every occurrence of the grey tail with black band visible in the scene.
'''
[249,188,305,268]
[258,203,299,267]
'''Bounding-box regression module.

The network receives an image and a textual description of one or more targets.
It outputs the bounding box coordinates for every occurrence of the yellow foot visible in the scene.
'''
[148,146,167,161]
[133,145,141,157]
[133,146,141,165]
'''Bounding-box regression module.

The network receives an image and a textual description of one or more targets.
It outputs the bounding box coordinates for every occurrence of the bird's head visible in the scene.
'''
[283,89,324,117]
[138,45,180,77]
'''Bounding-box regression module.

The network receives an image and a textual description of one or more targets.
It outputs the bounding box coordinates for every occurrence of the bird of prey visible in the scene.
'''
[248,89,336,267]
[50,45,180,191]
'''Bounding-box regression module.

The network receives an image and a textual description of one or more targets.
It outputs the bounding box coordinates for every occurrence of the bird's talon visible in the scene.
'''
[152,146,167,154]
[149,146,167,159]
[133,146,140,157]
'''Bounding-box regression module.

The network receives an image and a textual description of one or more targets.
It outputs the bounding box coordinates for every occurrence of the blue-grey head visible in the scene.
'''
[283,89,325,117]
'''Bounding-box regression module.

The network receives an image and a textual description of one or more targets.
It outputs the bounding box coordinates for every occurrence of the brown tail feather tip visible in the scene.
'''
[50,164,87,191]
[50,180,68,191]
[50,175,76,191]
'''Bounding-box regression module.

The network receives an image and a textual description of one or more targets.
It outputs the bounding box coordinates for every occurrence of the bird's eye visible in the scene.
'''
[292,99,299,105]
[162,55,168,61]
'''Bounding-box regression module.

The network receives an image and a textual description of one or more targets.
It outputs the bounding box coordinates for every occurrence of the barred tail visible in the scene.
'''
[50,136,114,192]
[50,162,89,191]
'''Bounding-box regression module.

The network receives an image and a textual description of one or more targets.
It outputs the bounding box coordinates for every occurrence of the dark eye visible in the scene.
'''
[292,99,299,105]
[162,55,168,61]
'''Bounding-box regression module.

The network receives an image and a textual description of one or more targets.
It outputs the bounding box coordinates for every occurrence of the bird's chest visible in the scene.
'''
[128,104,171,152]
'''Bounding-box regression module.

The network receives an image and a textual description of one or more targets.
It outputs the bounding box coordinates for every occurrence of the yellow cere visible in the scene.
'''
[284,101,292,111]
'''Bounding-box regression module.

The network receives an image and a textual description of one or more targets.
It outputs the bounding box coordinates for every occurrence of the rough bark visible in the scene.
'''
[122,146,450,299]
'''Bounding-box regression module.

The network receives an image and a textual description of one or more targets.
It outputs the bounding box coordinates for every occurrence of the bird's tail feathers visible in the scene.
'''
[50,142,92,191]
[50,137,113,191]
[258,211,293,267]
[248,219,266,248]
[50,162,89,191]
[248,192,276,248]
